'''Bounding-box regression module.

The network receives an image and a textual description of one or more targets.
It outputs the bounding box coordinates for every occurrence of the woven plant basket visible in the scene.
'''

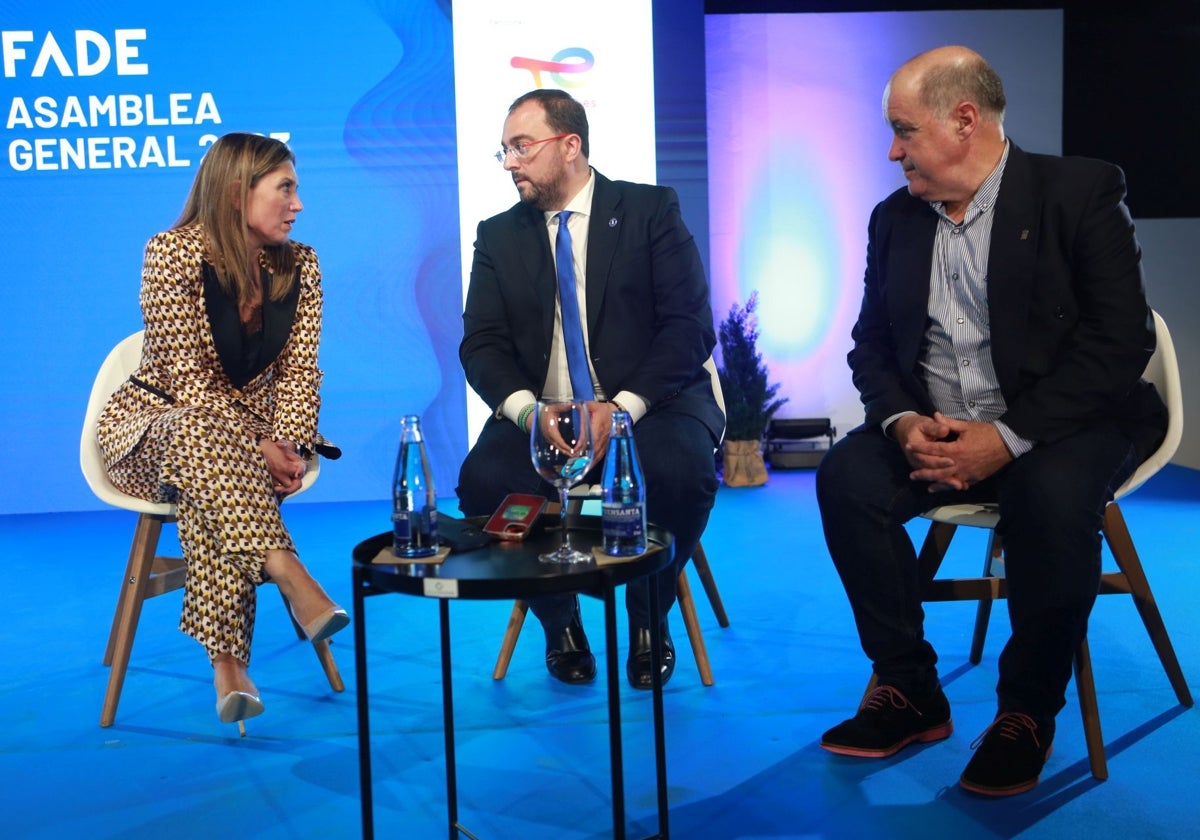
[722,439,768,487]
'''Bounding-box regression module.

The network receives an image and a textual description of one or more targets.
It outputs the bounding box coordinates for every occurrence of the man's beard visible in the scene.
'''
[516,170,567,211]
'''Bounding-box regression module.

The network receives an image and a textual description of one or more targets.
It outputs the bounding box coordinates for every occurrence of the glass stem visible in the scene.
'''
[558,485,571,552]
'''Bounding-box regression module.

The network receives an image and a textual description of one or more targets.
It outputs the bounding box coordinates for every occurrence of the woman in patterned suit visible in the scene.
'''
[97,133,347,726]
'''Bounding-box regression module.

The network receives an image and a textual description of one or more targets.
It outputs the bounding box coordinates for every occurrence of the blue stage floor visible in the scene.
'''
[2,465,1197,839]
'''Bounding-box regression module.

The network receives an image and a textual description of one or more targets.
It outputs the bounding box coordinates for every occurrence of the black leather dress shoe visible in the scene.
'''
[544,608,596,685]
[626,623,675,690]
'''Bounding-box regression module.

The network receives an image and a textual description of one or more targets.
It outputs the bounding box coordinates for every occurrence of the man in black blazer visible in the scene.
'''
[816,47,1167,796]
[457,89,723,689]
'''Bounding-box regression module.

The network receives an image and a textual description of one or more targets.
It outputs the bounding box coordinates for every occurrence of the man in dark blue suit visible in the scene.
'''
[817,46,1167,795]
[457,89,723,689]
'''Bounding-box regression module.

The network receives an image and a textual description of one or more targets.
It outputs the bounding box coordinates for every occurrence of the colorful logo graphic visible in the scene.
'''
[510,47,594,88]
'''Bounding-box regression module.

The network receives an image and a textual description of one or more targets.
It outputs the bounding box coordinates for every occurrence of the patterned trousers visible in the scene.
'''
[109,404,294,665]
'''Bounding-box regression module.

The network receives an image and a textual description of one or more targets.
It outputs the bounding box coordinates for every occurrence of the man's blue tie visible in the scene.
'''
[555,210,595,400]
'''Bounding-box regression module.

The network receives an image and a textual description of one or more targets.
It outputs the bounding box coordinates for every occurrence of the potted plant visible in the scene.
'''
[716,291,787,486]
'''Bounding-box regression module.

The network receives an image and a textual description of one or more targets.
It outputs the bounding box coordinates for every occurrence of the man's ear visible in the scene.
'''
[954,101,980,139]
[562,134,583,163]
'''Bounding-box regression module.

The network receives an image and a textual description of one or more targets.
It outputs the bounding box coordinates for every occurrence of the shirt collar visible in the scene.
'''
[543,168,596,226]
[933,139,1010,225]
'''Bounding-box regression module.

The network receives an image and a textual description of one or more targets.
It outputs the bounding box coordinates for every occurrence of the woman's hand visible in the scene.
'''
[259,438,306,496]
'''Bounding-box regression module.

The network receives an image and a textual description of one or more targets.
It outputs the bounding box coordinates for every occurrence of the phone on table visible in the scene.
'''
[482,493,549,541]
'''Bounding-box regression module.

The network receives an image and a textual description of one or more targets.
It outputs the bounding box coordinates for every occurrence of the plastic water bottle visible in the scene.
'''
[393,414,439,558]
[601,410,647,556]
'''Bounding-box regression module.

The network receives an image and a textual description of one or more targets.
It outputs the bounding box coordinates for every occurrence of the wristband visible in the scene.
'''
[609,399,627,415]
[517,403,537,432]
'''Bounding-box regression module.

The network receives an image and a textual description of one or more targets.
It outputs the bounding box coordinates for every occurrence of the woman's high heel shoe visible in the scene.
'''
[293,603,349,643]
[216,690,265,724]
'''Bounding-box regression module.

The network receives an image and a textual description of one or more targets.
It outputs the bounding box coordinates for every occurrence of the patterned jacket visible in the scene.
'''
[98,224,324,469]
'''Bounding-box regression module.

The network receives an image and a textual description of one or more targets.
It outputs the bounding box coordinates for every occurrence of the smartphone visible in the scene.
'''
[483,493,549,541]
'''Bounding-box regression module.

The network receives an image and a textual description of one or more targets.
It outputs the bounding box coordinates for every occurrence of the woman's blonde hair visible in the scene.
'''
[174,132,298,303]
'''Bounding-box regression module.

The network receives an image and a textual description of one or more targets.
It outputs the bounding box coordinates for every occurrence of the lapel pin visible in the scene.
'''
[1019,229,1029,240]
[609,217,618,227]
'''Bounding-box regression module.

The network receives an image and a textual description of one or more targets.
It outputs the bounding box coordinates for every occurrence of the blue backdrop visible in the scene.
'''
[1,0,465,513]
[1,0,1067,515]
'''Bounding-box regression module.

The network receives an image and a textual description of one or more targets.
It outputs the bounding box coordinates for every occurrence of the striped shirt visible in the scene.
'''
[919,141,1032,457]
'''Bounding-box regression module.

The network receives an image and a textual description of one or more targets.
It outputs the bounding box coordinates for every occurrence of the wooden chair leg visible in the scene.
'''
[916,521,956,581]
[1103,504,1193,706]
[312,638,345,692]
[493,600,530,680]
[676,568,714,686]
[490,520,725,685]
[968,602,993,665]
[1073,637,1108,780]
[897,503,1191,784]
[104,514,163,666]
[968,531,1003,665]
[277,591,345,692]
[689,540,730,628]
[103,511,350,727]
[101,513,162,727]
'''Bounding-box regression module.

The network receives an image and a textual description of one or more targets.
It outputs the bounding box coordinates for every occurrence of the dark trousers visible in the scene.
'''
[457,407,718,630]
[816,425,1139,719]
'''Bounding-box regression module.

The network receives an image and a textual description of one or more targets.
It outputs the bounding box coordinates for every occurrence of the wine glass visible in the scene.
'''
[530,399,594,563]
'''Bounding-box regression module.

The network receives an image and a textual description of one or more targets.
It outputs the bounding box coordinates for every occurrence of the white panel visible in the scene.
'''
[452,0,657,445]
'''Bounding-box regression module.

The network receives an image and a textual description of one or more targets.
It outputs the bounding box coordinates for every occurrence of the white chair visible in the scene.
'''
[903,310,1191,779]
[493,357,731,685]
[80,331,343,729]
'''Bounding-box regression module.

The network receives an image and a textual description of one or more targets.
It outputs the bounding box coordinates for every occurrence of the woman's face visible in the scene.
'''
[244,163,302,250]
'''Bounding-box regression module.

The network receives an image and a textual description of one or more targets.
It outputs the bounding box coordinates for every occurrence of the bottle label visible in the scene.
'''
[602,502,646,542]
[392,510,412,540]
[393,507,439,558]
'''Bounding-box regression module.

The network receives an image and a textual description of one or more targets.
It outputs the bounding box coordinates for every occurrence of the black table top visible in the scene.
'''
[352,513,673,600]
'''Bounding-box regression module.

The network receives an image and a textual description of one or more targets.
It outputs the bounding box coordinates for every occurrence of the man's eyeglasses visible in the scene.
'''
[494,133,571,164]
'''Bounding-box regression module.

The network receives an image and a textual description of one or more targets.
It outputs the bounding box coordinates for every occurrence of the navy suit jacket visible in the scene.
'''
[848,142,1167,458]
[461,170,724,444]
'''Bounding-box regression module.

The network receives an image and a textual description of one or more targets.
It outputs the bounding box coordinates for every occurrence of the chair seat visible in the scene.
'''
[922,503,999,529]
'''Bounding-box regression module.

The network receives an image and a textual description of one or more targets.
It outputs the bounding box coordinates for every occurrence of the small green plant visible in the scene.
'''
[717,291,788,441]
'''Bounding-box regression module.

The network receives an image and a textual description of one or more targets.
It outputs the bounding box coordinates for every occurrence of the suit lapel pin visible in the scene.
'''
[1020,229,1029,240]
[609,217,618,227]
